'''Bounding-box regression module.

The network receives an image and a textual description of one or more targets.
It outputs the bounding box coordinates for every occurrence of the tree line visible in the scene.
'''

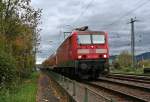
[0,0,41,88]
[112,51,150,73]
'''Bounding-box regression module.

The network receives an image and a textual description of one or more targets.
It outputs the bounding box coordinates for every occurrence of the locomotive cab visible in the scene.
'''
[74,31,109,79]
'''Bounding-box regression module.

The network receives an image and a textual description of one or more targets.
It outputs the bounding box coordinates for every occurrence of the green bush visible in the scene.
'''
[0,72,39,102]
[138,60,150,68]
[112,61,121,69]
[0,50,17,88]
[117,51,132,67]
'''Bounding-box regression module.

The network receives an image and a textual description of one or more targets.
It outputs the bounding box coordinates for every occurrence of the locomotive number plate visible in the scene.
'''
[89,49,96,54]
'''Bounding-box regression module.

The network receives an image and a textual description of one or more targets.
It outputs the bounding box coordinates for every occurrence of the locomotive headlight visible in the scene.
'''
[103,54,107,58]
[78,55,82,59]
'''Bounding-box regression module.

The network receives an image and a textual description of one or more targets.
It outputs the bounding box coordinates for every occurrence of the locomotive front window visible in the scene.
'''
[78,35,91,44]
[92,35,105,44]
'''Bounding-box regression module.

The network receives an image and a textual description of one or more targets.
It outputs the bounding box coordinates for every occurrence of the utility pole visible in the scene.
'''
[129,18,138,68]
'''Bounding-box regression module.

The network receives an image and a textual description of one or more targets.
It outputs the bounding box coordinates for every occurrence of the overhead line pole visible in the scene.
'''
[129,18,138,68]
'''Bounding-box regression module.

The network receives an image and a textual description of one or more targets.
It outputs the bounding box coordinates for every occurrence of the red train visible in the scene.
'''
[43,27,109,79]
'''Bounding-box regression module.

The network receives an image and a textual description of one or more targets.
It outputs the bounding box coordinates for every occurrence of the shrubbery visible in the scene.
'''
[137,60,150,68]
[0,50,17,88]
[112,51,131,69]
[111,50,145,74]
[112,61,121,69]
[0,0,41,89]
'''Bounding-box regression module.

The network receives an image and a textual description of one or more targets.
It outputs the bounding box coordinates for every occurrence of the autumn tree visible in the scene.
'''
[116,51,132,68]
[0,0,42,87]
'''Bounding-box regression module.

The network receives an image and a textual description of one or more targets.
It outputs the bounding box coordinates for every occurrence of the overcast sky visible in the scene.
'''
[31,0,150,64]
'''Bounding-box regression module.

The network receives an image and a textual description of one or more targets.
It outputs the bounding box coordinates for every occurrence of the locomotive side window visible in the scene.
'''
[78,35,91,44]
[92,35,105,44]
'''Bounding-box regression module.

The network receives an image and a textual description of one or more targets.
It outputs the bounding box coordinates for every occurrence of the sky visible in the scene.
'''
[31,0,150,64]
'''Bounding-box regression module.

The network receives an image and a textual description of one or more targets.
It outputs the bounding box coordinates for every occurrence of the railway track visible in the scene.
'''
[81,76,150,102]
[107,74,150,84]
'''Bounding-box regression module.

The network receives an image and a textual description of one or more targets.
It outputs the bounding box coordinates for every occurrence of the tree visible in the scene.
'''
[116,51,132,68]
[113,51,132,68]
[0,50,17,88]
[0,0,42,87]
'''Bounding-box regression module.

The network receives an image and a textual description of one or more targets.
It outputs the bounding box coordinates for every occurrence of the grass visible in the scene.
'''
[111,67,144,75]
[0,72,39,102]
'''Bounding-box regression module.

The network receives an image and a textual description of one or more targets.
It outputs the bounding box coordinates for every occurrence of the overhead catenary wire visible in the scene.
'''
[63,0,150,55]
[104,0,150,41]
[71,0,150,30]
[104,0,150,55]
[69,0,150,40]
[72,0,95,25]
[102,0,150,29]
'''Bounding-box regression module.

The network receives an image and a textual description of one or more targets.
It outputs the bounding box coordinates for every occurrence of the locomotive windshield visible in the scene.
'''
[78,34,105,44]
[77,35,91,44]
[92,35,105,44]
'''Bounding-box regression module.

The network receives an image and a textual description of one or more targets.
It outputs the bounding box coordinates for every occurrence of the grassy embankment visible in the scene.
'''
[111,67,142,74]
[0,72,39,102]
[111,67,150,75]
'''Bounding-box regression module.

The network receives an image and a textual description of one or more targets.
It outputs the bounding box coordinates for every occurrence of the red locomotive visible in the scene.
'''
[43,26,109,79]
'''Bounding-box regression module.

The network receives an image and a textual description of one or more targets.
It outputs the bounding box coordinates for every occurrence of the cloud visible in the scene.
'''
[31,0,150,64]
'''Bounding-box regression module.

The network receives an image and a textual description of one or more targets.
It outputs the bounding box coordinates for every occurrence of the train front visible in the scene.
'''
[74,31,109,79]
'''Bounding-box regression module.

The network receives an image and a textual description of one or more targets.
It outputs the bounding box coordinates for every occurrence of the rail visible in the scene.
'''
[107,74,150,84]
[47,71,113,102]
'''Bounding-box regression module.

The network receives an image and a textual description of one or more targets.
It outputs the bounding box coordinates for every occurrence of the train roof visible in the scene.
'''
[73,31,106,34]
